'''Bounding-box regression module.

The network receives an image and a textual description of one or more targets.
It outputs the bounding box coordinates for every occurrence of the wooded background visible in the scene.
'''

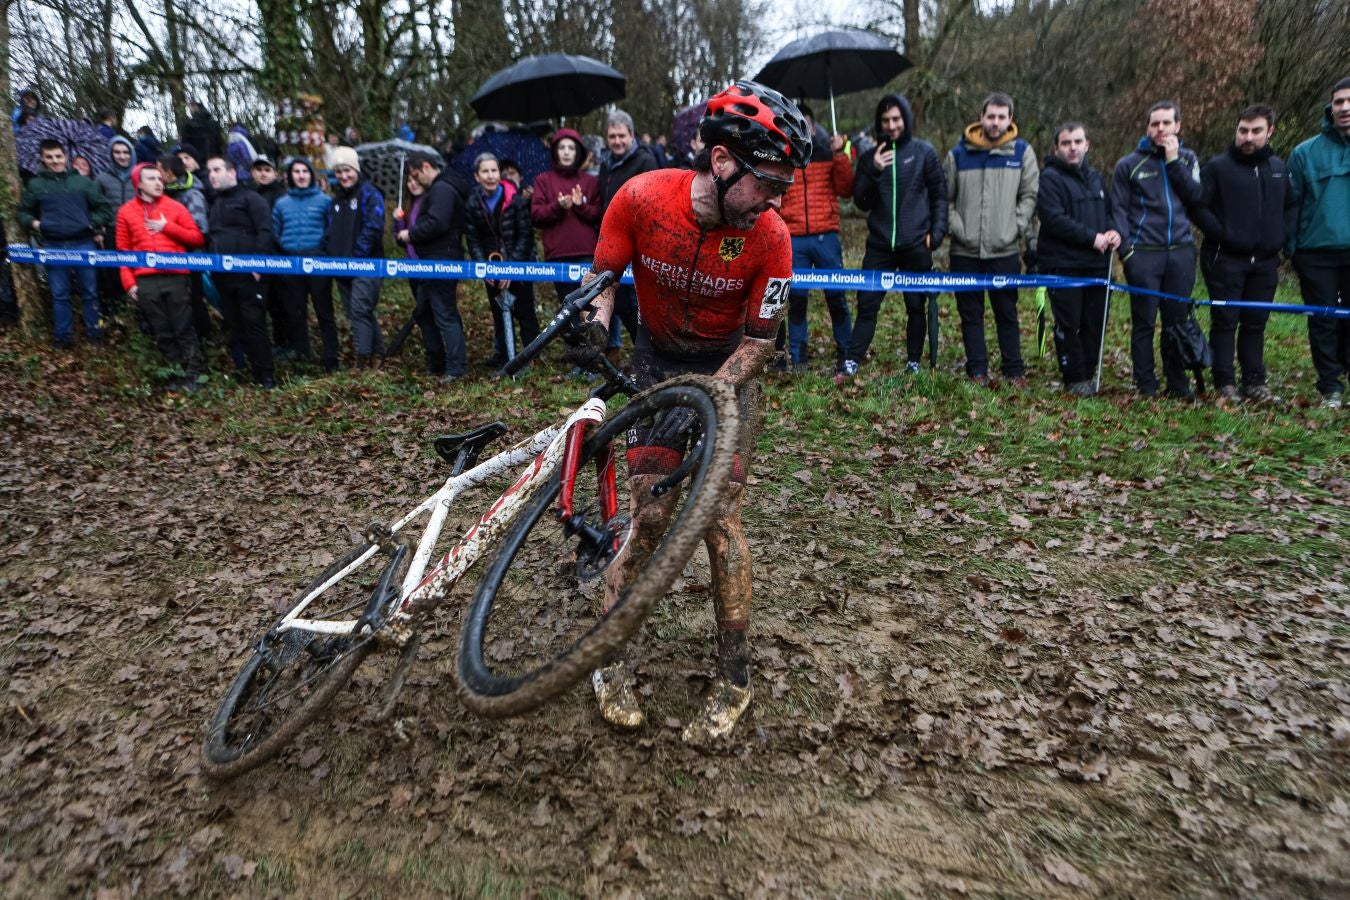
[1,0,1346,161]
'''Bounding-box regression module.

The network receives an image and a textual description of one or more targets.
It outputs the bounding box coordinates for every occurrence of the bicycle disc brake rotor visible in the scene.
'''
[575,513,633,580]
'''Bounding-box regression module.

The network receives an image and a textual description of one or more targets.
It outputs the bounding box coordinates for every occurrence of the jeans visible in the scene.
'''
[787,233,852,366]
[336,276,384,357]
[950,253,1024,378]
[850,243,932,365]
[43,238,101,344]
[1200,248,1278,389]
[1045,267,1110,384]
[1123,245,1196,395]
[1292,249,1350,396]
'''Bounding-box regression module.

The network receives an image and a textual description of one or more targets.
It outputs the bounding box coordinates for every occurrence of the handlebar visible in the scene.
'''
[499,270,618,378]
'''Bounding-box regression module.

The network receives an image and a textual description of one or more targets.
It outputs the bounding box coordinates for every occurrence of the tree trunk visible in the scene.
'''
[0,0,43,336]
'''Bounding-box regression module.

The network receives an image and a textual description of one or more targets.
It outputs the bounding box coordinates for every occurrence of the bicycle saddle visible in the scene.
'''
[434,422,509,472]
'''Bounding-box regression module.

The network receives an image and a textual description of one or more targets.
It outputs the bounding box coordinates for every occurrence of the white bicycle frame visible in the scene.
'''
[274,397,610,637]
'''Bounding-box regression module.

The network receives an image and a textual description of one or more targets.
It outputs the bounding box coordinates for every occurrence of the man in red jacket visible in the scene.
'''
[773,103,854,373]
[116,162,206,390]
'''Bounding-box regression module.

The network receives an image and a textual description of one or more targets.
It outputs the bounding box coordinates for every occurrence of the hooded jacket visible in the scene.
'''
[466,178,534,262]
[1286,104,1350,254]
[272,159,330,253]
[853,94,946,252]
[778,122,854,238]
[944,121,1038,259]
[323,175,385,259]
[208,183,273,257]
[1035,154,1112,272]
[115,164,205,290]
[17,168,112,240]
[1193,144,1292,260]
[531,128,601,260]
[96,137,139,219]
[1109,136,1202,255]
[164,173,209,235]
[598,140,659,213]
[407,169,464,260]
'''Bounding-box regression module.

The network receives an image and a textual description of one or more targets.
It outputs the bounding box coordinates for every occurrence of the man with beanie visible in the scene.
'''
[944,92,1039,386]
[322,147,386,366]
[206,157,276,388]
[841,94,946,382]
[273,156,338,371]
[116,163,205,389]
[1287,77,1350,409]
[775,103,855,375]
[1193,105,1293,405]
[396,150,467,382]
[1110,101,1204,399]
[96,136,138,321]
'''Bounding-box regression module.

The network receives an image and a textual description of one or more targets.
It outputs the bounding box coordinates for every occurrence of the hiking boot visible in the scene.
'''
[1321,391,1344,410]
[1216,384,1238,404]
[1239,384,1281,405]
[1067,380,1097,397]
[904,360,921,375]
[682,678,752,743]
[592,663,644,730]
[833,359,859,386]
[1006,374,1029,390]
[969,373,988,386]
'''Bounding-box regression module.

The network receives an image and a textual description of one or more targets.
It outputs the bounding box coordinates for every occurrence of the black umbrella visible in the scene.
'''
[754,30,911,133]
[470,53,625,122]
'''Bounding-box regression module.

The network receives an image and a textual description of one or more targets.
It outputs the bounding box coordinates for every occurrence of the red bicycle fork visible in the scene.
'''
[557,419,619,525]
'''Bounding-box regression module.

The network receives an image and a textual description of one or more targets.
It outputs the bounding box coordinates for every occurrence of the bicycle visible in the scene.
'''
[200,271,742,779]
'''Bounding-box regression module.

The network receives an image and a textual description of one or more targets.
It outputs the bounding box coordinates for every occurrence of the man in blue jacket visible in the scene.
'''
[1110,101,1204,399]
[1287,77,1350,409]
[273,157,337,371]
[322,147,385,367]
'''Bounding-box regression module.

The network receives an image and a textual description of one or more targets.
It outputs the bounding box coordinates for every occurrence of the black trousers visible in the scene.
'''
[138,274,201,376]
[1123,245,1196,396]
[1292,249,1350,396]
[1046,267,1110,385]
[851,244,934,365]
[1200,248,1278,389]
[951,253,1024,378]
[216,274,275,382]
[279,272,337,368]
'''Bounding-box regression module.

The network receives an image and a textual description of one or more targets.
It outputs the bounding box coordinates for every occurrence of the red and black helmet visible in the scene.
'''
[700,81,812,169]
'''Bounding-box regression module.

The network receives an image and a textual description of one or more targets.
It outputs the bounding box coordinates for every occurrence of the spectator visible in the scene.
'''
[17,139,112,348]
[322,147,386,367]
[97,109,119,140]
[250,156,288,351]
[841,94,946,382]
[1287,76,1350,409]
[116,163,205,389]
[499,158,532,200]
[205,156,276,388]
[170,143,213,203]
[395,150,467,383]
[134,126,162,165]
[597,109,656,360]
[272,157,338,371]
[160,153,212,343]
[465,152,541,365]
[181,101,223,160]
[96,136,139,320]
[1110,100,1203,399]
[249,157,285,207]
[394,168,445,376]
[675,132,705,170]
[70,154,93,178]
[12,86,39,129]
[944,91,1039,386]
[226,125,258,183]
[1036,122,1119,396]
[771,102,855,374]
[531,128,601,309]
[1193,105,1293,405]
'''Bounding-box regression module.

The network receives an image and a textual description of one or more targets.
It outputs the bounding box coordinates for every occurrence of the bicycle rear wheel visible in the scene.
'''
[201,540,407,779]
[456,374,740,718]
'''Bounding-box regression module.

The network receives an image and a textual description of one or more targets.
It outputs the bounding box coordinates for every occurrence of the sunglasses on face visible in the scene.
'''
[728,150,794,196]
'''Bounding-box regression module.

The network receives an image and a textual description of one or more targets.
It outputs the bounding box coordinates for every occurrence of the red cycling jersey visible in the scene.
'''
[593,169,794,360]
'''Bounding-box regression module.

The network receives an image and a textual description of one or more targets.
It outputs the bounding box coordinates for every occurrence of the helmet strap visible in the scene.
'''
[710,155,749,226]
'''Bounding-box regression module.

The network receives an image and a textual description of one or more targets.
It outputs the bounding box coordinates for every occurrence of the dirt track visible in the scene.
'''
[2,348,1348,898]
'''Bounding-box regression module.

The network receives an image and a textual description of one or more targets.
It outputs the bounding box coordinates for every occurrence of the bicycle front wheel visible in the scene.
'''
[201,540,407,779]
[457,374,741,718]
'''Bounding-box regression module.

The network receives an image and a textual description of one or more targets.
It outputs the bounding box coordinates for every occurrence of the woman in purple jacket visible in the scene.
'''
[531,128,601,309]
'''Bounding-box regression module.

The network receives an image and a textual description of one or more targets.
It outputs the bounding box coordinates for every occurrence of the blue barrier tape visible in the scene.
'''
[8,245,1347,320]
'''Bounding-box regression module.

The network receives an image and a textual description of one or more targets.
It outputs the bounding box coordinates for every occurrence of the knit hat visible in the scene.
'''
[331,146,360,172]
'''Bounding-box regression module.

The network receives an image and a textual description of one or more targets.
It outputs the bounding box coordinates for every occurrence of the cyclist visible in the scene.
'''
[577,81,811,742]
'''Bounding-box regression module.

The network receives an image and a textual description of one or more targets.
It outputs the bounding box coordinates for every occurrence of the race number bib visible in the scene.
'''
[758,277,791,319]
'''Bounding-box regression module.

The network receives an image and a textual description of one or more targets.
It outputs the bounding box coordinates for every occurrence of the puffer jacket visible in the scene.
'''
[466,180,534,261]
[944,122,1039,259]
[272,159,330,252]
[115,191,204,290]
[1286,104,1350,254]
[778,123,853,237]
[1035,154,1112,271]
[95,137,138,221]
[1109,137,1202,255]
[853,94,946,252]
[531,128,601,260]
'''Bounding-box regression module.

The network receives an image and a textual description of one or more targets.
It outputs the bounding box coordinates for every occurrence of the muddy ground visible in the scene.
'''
[2,344,1348,899]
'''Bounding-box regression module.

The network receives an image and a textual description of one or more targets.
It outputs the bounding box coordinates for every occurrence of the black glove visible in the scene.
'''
[647,406,699,448]
[562,318,609,367]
